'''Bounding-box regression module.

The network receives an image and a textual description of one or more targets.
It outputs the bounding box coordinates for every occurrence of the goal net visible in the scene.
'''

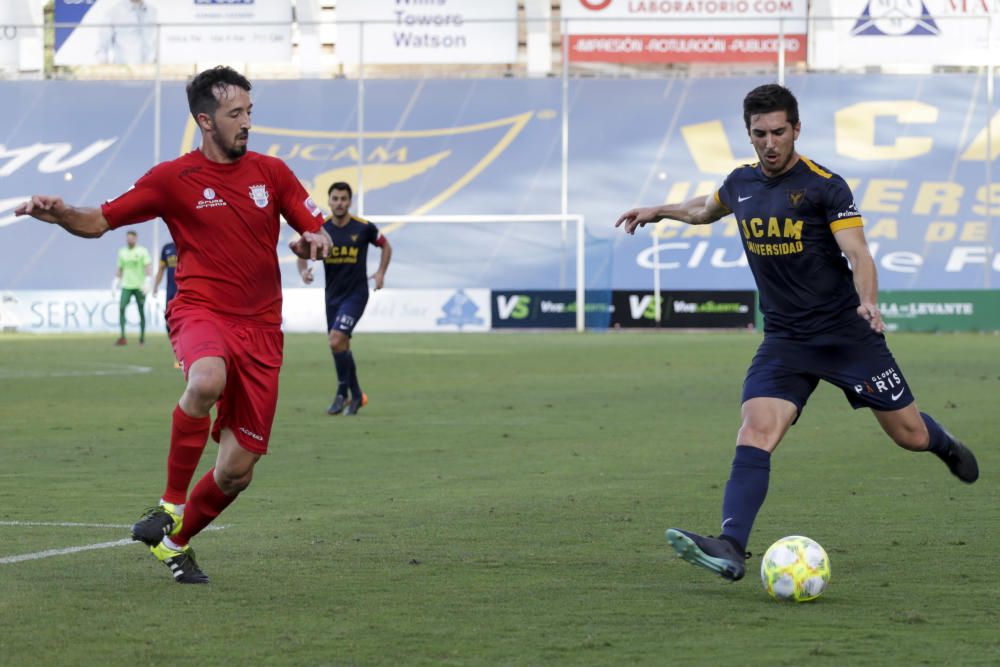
[363,214,610,331]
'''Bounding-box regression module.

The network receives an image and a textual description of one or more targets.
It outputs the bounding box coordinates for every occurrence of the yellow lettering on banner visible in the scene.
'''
[960,110,1000,161]
[973,184,1000,216]
[681,120,754,175]
[721,218,739,237]
[866,218,898,240]
[835,101,936,161]
[693,180,718,198]
[960,222,987,242]
[367,146,408,162]
[663,182,690,205]
[682,224,712,238]
[925,222,955,242]
[846,178,861,193]
[913,181,963,216]
[331,146,361,162]
[860,179,907,213]
[783,218,803,240]
[300,144,334,161]
[265,144,298,159]
[651,220,683,239]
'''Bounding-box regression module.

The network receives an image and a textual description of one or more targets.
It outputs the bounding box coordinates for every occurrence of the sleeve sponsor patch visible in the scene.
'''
[304,196,322,217]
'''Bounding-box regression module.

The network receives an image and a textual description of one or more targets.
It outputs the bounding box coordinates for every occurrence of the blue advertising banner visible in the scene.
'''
[1,74,997,295]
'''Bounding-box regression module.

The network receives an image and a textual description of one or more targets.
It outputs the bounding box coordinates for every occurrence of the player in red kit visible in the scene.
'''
[16,66,331,584]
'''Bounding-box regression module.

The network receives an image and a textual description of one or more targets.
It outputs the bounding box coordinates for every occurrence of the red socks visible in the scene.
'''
[162,405,211,505]
[172,468,237,546]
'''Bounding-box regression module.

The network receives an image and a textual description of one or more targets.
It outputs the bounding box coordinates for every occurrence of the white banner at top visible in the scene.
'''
[53,0,292,67]
[809,0,999,68]
[560,0,808,35]
[157,0,292,65]
[0,0,43,70]
[335,0,518,65]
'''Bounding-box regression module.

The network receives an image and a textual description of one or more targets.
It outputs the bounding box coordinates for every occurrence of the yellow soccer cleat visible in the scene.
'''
[150,541,209,584]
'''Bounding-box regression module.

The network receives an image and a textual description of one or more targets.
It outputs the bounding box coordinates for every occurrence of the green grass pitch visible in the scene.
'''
[1,331,998,665]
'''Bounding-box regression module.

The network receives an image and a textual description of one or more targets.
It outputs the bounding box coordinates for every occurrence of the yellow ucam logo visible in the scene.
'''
[325,245,360,264]
[741,217,804,257]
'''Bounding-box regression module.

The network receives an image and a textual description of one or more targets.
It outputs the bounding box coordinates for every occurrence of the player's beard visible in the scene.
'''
[214,129,248,160]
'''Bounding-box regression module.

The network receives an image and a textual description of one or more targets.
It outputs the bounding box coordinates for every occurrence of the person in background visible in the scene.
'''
[113,229,152,346]
[297,181,392,416]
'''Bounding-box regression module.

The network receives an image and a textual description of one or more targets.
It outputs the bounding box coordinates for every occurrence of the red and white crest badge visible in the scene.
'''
[249,184,269,208]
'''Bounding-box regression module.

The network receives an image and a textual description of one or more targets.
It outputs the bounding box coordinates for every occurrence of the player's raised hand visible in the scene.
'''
[300,265,314,284]
[15,195,69,223]
[857,302,885,333]
[614,206,661,235]
[369,270,385,290]
[289,229,332,260]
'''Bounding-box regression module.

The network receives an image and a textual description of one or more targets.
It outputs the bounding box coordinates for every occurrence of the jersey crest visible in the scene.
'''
[249,184,269,208]
[787,189,806,208]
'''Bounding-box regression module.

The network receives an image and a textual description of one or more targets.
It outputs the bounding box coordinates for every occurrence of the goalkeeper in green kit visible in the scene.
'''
[113,229,152,345]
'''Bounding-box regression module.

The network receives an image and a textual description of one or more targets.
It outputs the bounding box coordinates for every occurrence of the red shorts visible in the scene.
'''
[167,305,283,455]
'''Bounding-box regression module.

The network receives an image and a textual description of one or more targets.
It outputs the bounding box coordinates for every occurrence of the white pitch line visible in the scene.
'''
[0,363,153,380]
[0,520,133,529]
[0,538,137,564]
[0,523,226,565]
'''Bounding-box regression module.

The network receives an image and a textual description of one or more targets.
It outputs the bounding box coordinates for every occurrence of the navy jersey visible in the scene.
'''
[716,156,864,337]
[321,215,380,302]
[160,242,178,301]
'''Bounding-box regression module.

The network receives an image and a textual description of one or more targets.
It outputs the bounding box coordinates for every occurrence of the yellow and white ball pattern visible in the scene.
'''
[760,535,831,602]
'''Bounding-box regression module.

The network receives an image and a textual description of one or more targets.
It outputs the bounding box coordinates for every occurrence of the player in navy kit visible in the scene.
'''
[152,240,178,314]
[615,84,979,583]
[298,182,392,416]
[153,240,180,366]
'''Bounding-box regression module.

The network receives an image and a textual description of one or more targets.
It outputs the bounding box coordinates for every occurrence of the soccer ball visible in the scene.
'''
[760,535,831,602]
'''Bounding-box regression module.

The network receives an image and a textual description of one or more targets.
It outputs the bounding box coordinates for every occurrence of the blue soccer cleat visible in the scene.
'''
[666,527,748,581]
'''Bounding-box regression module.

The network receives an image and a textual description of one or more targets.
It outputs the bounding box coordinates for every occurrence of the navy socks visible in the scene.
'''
[346,351,362,398]
[921,412,953,459]
[720,445,772,552]
[332,350,351,397]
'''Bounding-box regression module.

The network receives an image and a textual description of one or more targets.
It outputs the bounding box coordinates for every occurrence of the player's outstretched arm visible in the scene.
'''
[15,196,110,238]
[370,237,392,290]
[614,195,727,235]
[835,226,884,333]
[289,228,332,261]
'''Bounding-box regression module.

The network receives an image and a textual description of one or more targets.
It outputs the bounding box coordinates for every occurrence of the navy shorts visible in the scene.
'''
[325,296,368,336]
[742,329,915,416]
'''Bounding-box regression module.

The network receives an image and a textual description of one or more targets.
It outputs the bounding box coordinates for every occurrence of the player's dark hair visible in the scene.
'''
[743,84,799,130]
[328,181,353,199]
[126,230,137,237]
[186,66,252,120]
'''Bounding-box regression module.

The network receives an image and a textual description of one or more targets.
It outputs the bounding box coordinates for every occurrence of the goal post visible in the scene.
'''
[364,214,588,331]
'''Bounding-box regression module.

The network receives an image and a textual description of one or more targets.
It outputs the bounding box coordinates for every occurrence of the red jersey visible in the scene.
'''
[101,149,323,326]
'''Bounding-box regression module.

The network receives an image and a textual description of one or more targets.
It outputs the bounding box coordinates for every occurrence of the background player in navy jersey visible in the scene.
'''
[153,239,180,367]
[297,181,392,416]
[615,84,978,583]
[152,239,178,318]
[16,66,331,584]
